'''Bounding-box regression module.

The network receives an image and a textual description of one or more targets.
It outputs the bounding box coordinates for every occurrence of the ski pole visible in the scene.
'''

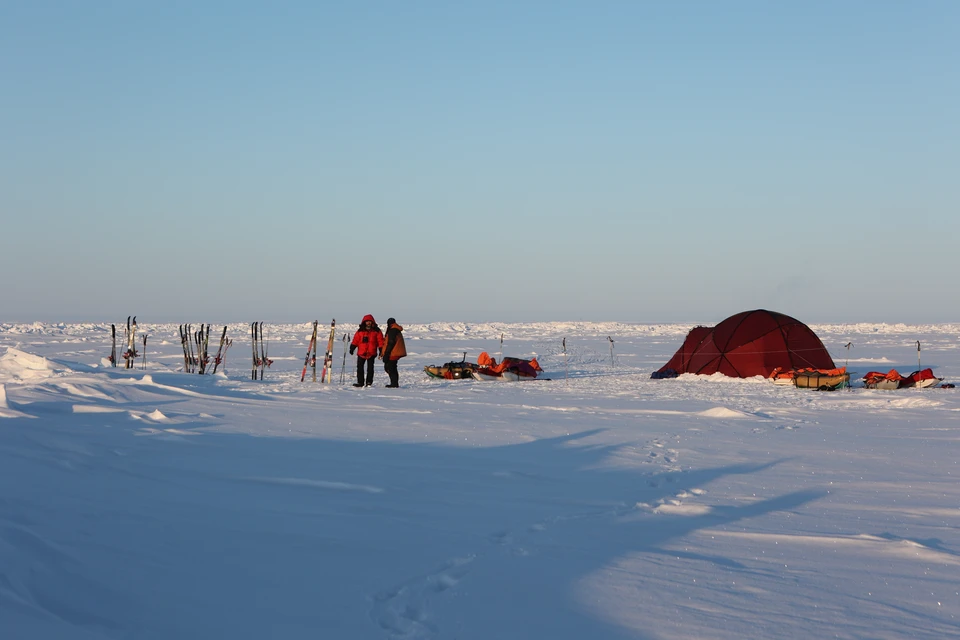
[142,334,148,370]
[340,334,348,384]
[563,337,568,382]
[608,336,615,368]
[223,338,232,375]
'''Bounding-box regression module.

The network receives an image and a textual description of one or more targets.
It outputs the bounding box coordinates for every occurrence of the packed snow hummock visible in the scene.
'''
[0,347,57,382]
[1,321,958,639]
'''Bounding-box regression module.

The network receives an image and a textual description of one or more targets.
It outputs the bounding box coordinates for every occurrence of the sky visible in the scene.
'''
[2,1,958,324]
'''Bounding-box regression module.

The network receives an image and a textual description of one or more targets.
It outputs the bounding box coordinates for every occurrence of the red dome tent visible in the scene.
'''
[656,309,835,378]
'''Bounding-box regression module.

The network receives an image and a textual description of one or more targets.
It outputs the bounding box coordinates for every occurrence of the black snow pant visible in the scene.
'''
[384,359,399,387]
[356,356,375,386]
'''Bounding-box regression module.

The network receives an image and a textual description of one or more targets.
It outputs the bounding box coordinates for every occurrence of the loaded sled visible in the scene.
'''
[863,368,943,390]
[424,352,542,382]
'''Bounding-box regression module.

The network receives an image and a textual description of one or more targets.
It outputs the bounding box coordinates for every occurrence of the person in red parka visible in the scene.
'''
[349,314,384,387]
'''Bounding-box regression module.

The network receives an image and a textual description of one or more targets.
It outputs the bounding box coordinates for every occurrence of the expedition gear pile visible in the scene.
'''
[424,352,542,380]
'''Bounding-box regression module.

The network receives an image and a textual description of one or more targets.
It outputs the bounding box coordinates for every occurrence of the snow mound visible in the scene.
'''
[0,348,57,382]
[0,383,32,418]
[698,407,750,419]
[888,397,942,409]
[73,405,124,414]
[654,503,713,516]
[146,410,168,421]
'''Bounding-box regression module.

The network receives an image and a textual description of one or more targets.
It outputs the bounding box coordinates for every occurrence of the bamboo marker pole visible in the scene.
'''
[916,341,921,391]
[844,342,853,391]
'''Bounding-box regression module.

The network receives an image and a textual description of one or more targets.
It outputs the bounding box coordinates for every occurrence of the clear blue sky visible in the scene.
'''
[2,1,958,324]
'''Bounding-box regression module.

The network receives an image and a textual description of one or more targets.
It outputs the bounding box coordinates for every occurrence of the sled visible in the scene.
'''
[899,368,943,389]
[471,369,533,382]
[770,367,849,390]
[863,369,903,390]
[472,352,542,382]
[791,368,850,391]
[423,358,477,380]
[863,368,943,390]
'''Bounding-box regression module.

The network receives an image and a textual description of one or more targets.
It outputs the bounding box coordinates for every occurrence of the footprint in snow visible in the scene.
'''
[370,555,474,639]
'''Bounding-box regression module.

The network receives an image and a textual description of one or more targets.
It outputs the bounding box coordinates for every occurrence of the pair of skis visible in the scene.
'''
[179,324,195,373]
[194,325,210,374]
[251,322,272,380]
[211,326,230,374]
[122,316,138,369]
[301,321,319,382]
[301,319,336,383]
[320,320,336,383]
[109,317,145,370]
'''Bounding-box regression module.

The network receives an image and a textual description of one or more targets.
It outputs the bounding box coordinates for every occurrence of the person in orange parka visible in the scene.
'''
[381,317,406,388]
[349,314,384,387]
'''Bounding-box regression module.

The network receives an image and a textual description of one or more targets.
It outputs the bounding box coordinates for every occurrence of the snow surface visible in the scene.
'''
[1,321,958,639]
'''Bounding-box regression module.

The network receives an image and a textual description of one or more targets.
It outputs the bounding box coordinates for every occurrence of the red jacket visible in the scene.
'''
[350,314,384,359]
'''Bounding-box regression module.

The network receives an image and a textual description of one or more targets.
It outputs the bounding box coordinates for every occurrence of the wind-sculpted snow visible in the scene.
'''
[0,348,59,382]
[0,324,958,639]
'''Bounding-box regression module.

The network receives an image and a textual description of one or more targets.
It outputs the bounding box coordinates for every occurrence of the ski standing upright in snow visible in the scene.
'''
[179,325,190,372]
[109,324,117,367]
[123,316,138,369]
[259,322,271,379]
[310,322,319,382]
[301,321,318,383]
[320,319,336,383]
[196,324,210,374]
[212,326,228,374]
[186,324,196,373]
[251,322,259,380]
